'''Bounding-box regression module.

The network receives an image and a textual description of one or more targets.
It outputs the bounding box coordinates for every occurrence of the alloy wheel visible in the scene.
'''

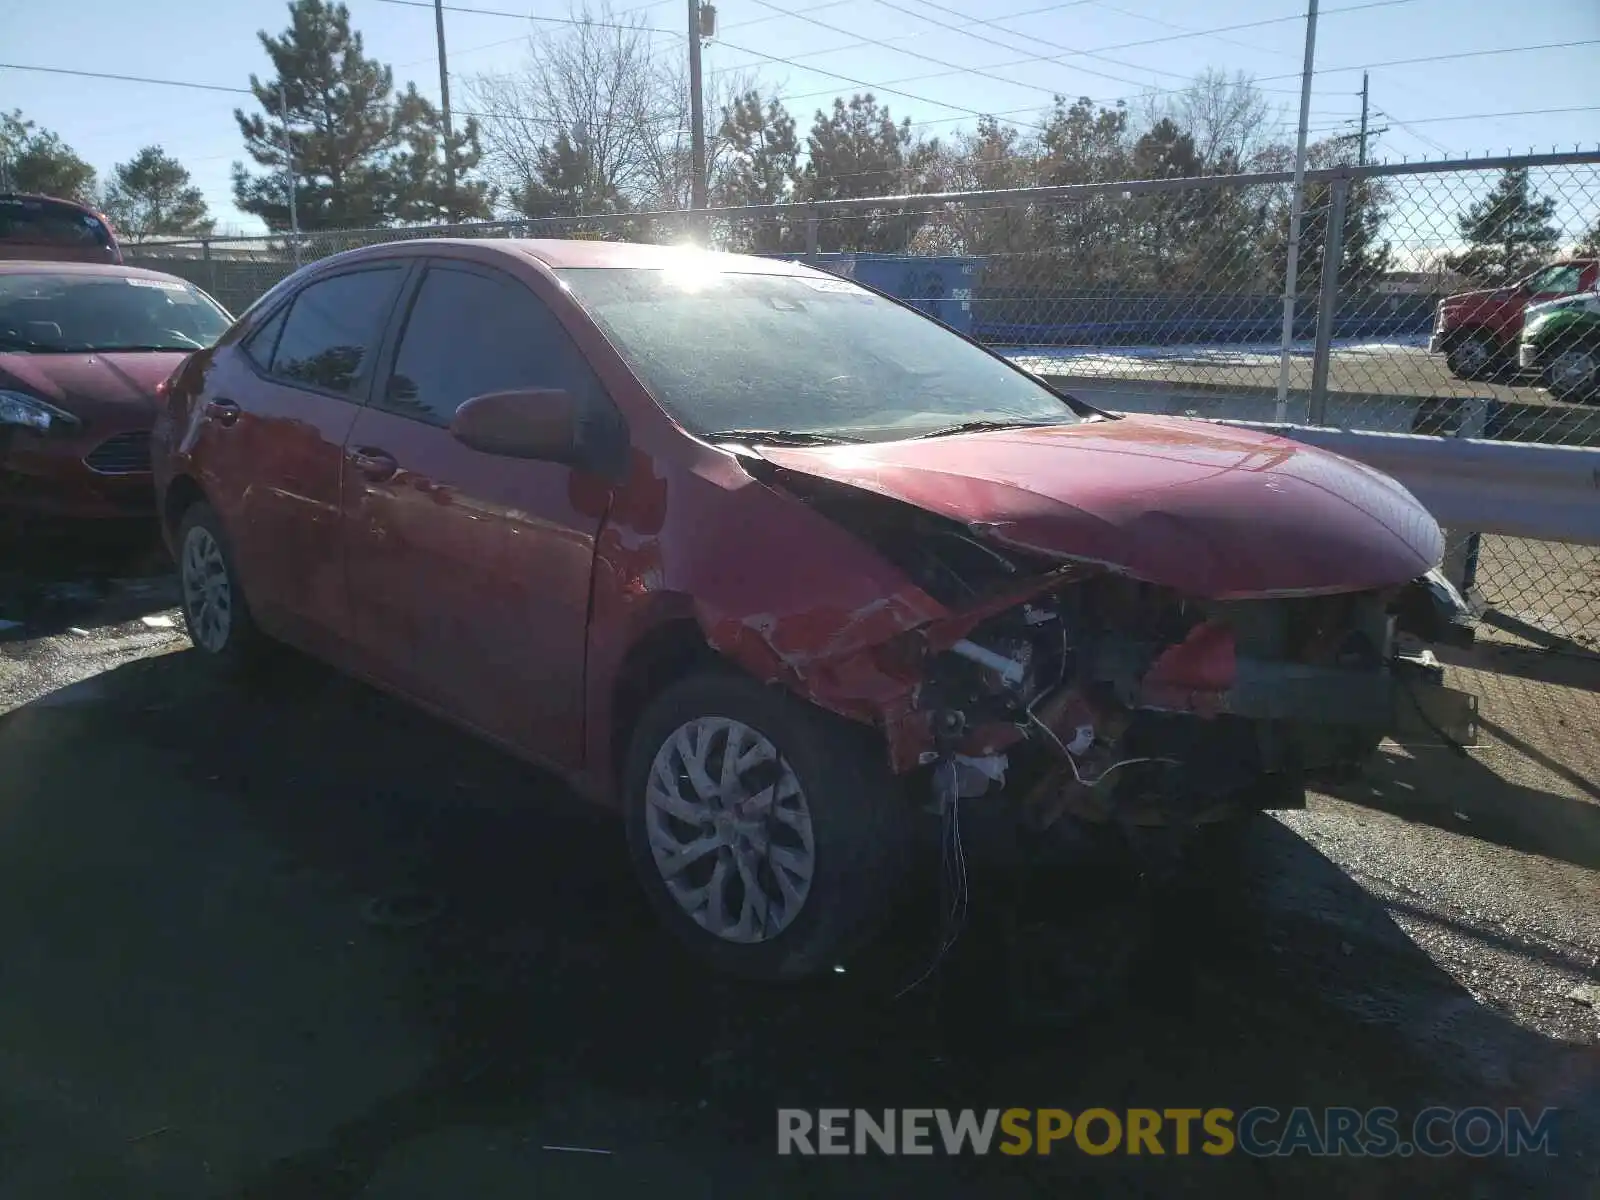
[181,524,233,653]
[1452,338,1490,376]
[644,716,815,944]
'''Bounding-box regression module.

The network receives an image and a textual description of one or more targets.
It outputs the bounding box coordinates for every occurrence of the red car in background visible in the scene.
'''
[152,239,1476,980]
[1,262,231,529]
[1429,258,1600,380]
[1,194,123,264]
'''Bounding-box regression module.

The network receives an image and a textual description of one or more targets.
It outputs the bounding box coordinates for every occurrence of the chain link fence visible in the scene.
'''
[123,151,1600,646]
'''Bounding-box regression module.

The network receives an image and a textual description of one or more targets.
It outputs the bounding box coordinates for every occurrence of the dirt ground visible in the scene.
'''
[0,551,1596,1199]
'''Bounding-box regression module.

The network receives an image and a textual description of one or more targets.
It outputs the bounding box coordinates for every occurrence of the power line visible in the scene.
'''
[760,2,1427,105]
[1078,0,1282,56]
[725,0,1145,90]
[741,0,1160,98]
[879,0,1199,80]
[396,32,529,69]
[1371,104,1600,127]
[1376,108,1451,156]
[788,33,1599,119]
[370,0,680,36]
[711,33,1047,124]
[723,0,855,32]
[0,62,251,95]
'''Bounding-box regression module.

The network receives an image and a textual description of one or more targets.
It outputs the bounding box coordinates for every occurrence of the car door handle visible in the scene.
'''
[204,398,240,427]
[349,446,399,482]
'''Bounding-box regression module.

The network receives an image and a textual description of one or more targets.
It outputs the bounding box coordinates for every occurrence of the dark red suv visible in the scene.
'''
[0,194,122,264]
[152,239,1476,979]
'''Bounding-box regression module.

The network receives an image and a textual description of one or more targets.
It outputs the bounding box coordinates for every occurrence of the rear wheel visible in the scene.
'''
[177,502,268,672]
[623,670,912,980]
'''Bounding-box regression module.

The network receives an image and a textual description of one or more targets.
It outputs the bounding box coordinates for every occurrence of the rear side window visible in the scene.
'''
[268,268,404,396]
[379,264,596,427]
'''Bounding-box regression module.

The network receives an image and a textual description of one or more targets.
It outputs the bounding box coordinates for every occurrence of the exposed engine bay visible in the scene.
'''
[752,463,1480,836]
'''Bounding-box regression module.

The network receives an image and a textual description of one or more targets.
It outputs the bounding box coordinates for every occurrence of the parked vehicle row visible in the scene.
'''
[4,217,1479,980]
[1428,257,1600,400]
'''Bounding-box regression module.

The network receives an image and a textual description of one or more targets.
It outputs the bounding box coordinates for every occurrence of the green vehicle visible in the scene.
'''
[1519,290,1600,402]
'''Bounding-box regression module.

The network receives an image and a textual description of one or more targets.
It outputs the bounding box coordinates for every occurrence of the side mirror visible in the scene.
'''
[451,388,579,462]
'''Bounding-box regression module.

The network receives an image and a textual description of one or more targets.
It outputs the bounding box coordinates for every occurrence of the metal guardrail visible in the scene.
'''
[1212,422,1600,547]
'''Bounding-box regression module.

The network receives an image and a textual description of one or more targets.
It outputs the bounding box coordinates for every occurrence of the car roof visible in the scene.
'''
[0,192,105,215]
[0,260,190,283]
[328,237,827,276]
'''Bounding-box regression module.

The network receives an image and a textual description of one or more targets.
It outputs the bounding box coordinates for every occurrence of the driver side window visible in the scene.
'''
[378,263,599,429]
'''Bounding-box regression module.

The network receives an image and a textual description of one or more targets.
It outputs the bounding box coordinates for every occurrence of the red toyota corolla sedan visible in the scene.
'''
[151,239,1477,979]
[1,262,230,528]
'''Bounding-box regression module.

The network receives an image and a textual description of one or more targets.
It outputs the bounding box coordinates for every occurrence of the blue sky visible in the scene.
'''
[3,0,1597,235]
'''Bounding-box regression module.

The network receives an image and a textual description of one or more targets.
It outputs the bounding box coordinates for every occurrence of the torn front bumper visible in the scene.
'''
[1221,656,1478,747]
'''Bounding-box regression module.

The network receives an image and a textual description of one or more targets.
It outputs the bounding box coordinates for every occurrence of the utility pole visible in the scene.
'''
[434,0,456,212]
[279,83,301,267]
[1358,71,1370,166]
[1273,0,1318,422]
[687,0,708,212]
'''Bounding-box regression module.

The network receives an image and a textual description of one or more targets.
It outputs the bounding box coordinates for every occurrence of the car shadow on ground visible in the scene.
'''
[2,649,1596,1199]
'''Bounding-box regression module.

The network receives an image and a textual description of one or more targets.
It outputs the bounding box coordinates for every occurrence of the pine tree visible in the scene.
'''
[0,111,96,201]
[513,130,626,220]
[232,0,489,231]
[1266,138,1393,294]
[1573,215,1600,258]
[1129,118,1207,287]
[102,147,214,241]
[712,89,800,253]
[1447,167,1560,285]
[1035,97,1133,286]
[798,94,939,252]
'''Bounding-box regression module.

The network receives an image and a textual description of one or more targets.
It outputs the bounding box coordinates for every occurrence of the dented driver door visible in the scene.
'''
[342,258,608,770]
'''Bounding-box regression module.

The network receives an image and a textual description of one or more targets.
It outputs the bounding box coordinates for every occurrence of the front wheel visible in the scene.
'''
[1445,333,1500,381]
[623,670,912,980]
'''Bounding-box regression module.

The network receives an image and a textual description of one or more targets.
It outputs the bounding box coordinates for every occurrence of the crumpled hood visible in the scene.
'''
[0,351,183,425]
[757,416,1443,599]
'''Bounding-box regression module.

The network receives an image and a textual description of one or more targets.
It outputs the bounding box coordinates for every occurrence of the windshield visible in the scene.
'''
[558,266,1083,442]
[0,272,230,353]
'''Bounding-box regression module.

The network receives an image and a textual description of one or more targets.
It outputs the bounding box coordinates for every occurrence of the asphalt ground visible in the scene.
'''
[0,537,1596,1199]
[1001,340,1585,409]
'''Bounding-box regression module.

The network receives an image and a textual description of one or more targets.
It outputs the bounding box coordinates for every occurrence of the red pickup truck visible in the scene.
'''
[1429,259,1599,380]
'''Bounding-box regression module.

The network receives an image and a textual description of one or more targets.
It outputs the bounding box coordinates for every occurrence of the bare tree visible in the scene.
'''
[642,65,761,213]
[1142,69,1279,172]
[465,2,682,216]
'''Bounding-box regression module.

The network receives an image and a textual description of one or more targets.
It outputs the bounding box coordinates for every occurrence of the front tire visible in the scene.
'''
[1545,345,1600,402]
[176,501,267,672]
[623,670,912,980]
[1445,332,1500,381]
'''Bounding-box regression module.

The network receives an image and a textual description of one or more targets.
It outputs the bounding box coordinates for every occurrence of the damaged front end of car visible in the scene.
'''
[717,457,1479,841]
